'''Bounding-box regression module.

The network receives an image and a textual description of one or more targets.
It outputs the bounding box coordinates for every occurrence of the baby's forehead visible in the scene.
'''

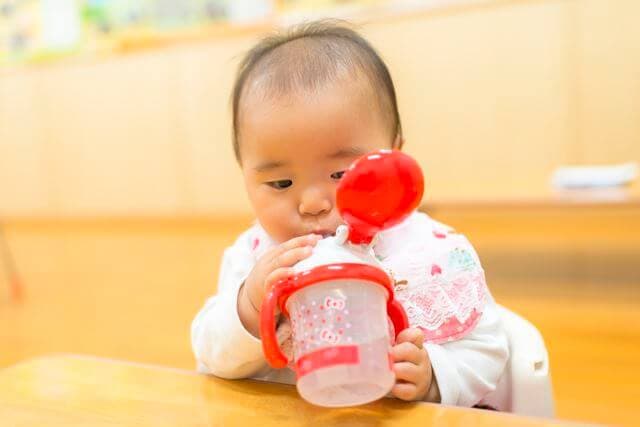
[247,35,391,107]
[242,44,376,102]
[239,71,393,145]
[242,70,374,110]
[239,76,389,143]
[242,79,373,132]
[238,81,392,169]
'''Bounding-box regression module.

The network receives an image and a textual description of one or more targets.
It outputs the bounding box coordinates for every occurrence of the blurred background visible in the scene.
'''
[0,0,638,425]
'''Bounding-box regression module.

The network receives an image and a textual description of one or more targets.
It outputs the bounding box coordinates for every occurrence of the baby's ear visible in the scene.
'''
[393,134,404,150]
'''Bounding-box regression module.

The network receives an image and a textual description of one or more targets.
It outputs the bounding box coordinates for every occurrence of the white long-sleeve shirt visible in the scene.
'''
[192,212,509,407]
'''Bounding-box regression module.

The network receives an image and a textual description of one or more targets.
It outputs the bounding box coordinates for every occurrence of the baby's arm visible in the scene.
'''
[191,230,320,379]
[425,298,509,406]
[191,231,266,379]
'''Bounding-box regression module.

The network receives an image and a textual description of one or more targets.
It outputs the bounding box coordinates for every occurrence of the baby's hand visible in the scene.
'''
[243,234,321,312]
[390,328,433,401]
[276,319,294,362]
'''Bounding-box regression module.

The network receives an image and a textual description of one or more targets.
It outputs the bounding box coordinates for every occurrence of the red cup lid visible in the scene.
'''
[337,150,424,245]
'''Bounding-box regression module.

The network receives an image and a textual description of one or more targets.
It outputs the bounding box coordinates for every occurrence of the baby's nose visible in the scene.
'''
[298,188,332,216]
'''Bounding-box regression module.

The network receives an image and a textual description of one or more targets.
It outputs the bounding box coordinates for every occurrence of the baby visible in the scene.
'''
[192,21,508,406]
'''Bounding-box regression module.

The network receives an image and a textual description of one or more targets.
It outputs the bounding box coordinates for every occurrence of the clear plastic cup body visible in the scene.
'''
[287,279,394,407]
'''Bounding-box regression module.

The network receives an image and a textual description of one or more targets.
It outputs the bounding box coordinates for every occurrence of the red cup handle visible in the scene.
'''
[388,299,410,338]
[260,280,289,369]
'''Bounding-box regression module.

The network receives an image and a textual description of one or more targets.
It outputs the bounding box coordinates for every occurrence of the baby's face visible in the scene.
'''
[238,80,399,243]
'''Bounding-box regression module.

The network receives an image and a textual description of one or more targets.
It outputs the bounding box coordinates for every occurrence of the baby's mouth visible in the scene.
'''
[312,229,336,239]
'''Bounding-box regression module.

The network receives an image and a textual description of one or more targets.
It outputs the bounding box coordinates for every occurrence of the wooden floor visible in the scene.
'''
[0,217,638,426]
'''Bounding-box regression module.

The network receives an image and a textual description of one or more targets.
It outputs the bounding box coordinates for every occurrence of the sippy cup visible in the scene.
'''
[260,149,424,407]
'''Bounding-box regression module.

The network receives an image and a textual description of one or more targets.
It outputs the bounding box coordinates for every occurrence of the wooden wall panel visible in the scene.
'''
[365,0,572,199]
[575,0,640,164]
[171,37,257,215]
[1,0,638,216]
[0,71,51,214]
[38,53,183,215]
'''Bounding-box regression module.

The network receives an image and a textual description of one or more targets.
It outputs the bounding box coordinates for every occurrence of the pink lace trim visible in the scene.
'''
[395,270,488,344]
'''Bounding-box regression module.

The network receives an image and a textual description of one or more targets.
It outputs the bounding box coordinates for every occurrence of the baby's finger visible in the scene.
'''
[264,267,296,289]
[260,235,316,264]
[391,382,419,401]
[393,362,422,384]
[270,234,321,259]
[391,342,426,365]
[271,246,314,270]
[396,327,424,349]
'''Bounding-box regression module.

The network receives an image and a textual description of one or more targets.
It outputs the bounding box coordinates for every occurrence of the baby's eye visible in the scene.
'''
[266,179,293,190]
[331,171,345,180]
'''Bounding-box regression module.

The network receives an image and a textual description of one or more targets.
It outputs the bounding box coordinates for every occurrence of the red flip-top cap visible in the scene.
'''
[337,150,424,245]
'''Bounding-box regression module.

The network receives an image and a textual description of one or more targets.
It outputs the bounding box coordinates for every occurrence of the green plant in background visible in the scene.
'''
[81,0,230,33]
[1,0,385,66]
[81,0,112,34]
[0,0,40,64]
[1,0,84,64]
[82,0,151,34]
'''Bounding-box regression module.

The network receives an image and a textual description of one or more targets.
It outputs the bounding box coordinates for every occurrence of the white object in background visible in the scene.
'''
[482,305,555,417]
[227,0,273,24]
[40,0,81,50]
[551,162,638,189]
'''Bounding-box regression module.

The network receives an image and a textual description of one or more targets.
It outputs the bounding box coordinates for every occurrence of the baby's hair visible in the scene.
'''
[231,20,402,162]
